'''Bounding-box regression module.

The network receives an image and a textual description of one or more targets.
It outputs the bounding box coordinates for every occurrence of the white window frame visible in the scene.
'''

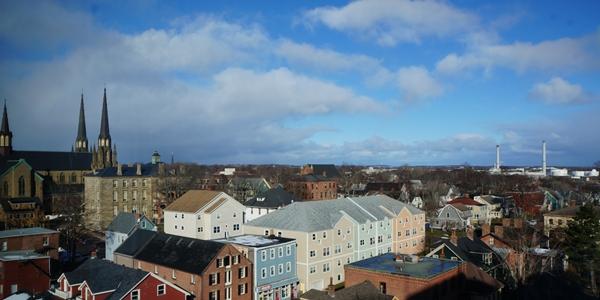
[131,289,140,300]
[156,284,166,296]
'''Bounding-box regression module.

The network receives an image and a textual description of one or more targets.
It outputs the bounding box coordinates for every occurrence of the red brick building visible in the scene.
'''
[0,250,50,298]
[114,230,253,300]
[51,258,189,300]
[286,175,337,201]
[344,253,502,300]
[0,227,59,259]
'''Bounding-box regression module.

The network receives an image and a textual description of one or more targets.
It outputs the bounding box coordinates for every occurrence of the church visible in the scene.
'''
[0,88,118,228]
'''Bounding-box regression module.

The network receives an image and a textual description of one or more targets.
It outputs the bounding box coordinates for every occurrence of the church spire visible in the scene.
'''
[74,93,89,152]
[99,88,110,140]
[0,100,13,156]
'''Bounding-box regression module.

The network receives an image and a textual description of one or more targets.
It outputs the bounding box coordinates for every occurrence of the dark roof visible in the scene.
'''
[305,164,341,179]
[0,160,19,175]
[106,213,137,234]
[64,259,147,297]
[114,229,158,257]
[1,102,9,133]
[133,232,225,275]
[1,150,92,171]
[449,197,484,206]
[245,186,297,208]
[431,237,497,270]
[90,163,159,177]
[346,253,461,279]
[300,281,393,300]
[76,94,87,141]
[365,182,401,191]
[0,197,42,212]
[99,88,111,139]
[289,174,334,182]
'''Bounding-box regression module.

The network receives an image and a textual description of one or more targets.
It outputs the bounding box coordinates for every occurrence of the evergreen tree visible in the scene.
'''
[564,203,600,296]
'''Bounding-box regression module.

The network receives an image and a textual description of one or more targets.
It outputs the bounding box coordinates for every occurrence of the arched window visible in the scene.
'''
[18,176,25,196]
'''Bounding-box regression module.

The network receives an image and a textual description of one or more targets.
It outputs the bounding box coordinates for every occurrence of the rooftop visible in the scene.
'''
[449,197,484,206]
[0,227,58,239]
[0,250,48,261]
[346,253,461,279]
[164,190,223,213]
[89,162,160,177]
[544,205,583,217]
[215,234,294,248]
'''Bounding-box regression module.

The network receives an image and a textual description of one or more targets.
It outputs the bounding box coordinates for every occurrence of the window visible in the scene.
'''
[113,180,118,187]
[238,283,247,295]
[558,219,564,225]
[337,229,341,235]
[113,191,118,201]
[378,236,383,243]
[157,284,165,296]
[335,245,341,254]
[261,250,267,261]
[123,191,128,201]
[347,242,352,249]
[209,291,219,300]
[286,262,292,272]
[261,267,267,279]
[379,282,387,294]
[549,218,554,225]
[132,190,137,200]
[213,226,221,233]
[133,179,138,187]
[239,266,247,278]
[270,265,275,276]
[209,273,219,285]
[370,237,375,245]
[123,180,128,188]
[322,263,330,272]
[278,247,283,257]
[270,248,275,259]
[323,247,330,256]
[310,250,316,257]
[406,230,410,236]
[198,227,203,232]
[181,214,184,219]
[322,232,327,239]
[225,270,232,284]
[233,255,239,265]
[278,263,284,274]
[131,289,140,300]
[286,245,292,256]
[217,258,223,268]
[310,266,316,273]
[312,233,316,240]
[360,240,365,246]
[2,241,7,251]
[233,224,240,231]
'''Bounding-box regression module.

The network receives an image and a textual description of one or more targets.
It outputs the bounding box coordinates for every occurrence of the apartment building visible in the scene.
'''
[164,190,246,240]
[244,195,425,292]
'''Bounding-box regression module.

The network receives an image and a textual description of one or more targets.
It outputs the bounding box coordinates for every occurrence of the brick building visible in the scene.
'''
[344,253,502,300]
[286,175,337,201]
[0,250,50,298]
[114,230,253,300]
[0,227,59,259]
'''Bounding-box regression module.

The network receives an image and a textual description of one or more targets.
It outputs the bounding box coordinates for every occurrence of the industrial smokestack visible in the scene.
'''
[496,145,501,170]
[542,140,547,176]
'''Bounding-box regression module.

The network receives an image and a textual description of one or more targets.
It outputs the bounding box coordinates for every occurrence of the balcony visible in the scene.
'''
[48,288,70,299]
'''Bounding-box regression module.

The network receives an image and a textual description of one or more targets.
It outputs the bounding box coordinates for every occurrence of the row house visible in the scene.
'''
[114,230,253,300]
[51,258,189,300]
[244,195,425,292]
[217,234,299,300]
[164,190,246,240]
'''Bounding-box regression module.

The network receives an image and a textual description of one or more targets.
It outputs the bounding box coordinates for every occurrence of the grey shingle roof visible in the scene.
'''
[246,195,424,232]
[89,163,159,177]
[114,229,158,257]
[65,259,147,297]
[300,281,393,300]
[106,213,138,234]
[245,186,297,208]
[1,151,92,171]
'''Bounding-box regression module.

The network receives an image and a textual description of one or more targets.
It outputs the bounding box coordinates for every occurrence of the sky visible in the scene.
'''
[0,0,599,167]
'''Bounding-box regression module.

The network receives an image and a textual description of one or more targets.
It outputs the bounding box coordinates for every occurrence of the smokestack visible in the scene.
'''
[542,140,547,176]
[496,145,500,169]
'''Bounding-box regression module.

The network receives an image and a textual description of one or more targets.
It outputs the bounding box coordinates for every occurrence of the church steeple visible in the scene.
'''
[92,88,117,169]
[0,100,13,156]
[74,93,89,152]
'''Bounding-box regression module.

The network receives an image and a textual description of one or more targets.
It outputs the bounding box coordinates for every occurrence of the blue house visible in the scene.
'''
[217,234,299,300]
[105,212,156,261]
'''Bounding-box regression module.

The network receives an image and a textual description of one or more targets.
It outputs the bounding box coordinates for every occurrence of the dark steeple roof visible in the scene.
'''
[1,101,10,134]
[77,94,87,141]
[99,88,110,139]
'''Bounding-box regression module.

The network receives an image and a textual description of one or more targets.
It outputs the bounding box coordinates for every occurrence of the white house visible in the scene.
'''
[244,186,297,222]
[105,212,156,261]
[164,190,246,240]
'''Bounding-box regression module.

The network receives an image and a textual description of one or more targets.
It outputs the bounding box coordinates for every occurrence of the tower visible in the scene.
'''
[74,93,89,152]
[495,144,501,170]
[0,101,13,156]
[92,88,117,169]
[542,140,547,176]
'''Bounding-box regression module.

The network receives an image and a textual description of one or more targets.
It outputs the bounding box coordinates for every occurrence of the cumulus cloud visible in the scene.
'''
[396,66,443,101]
[529,77,589,104]
[303,0,478,46]
[436,33,600,75]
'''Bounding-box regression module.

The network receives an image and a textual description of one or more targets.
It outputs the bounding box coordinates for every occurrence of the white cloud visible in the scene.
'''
[396,66,443,101]
[436,33,600,75]
[304,0,478,46]
[529,77,588,104]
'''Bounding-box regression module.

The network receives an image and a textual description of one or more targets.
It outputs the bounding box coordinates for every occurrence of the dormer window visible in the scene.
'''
[257,197,265,202]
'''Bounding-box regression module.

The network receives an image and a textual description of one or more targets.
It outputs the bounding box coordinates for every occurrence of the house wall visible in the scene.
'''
[164,210,197,238]
[207,197,245,239]
[543,215,573,235]
[244,206,275,223]
[286,180,337,201]
[114,253,135,268]
[0,232,59,259]
[0,257,50,298]
[432,205,468,230]
[250,240,298,300]
[104,231,128,262]
[393,209,426,254]
[129,274,188,300]
[0,162,44,199]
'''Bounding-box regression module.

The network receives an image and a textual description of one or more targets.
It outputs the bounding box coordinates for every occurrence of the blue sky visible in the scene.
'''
[1,0,599,166]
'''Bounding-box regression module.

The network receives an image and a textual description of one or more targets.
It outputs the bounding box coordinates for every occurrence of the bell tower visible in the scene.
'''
[92,88,117,169]
[74,93,89,152]
[0,101,13,156]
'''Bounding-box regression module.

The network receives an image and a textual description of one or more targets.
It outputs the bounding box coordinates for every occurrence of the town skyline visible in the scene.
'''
[1,1,599,166]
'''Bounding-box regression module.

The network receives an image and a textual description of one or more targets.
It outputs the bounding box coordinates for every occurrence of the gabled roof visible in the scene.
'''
[246,195,423,232]
[245,186,297,208]
[133,232,226,275]
[300,281,393,300]
[114,229,158,257]
[69,259,147,296]
[0,151,92,171]
[106,213,155,234]
[165,190,223,213]
[0,227,57,239]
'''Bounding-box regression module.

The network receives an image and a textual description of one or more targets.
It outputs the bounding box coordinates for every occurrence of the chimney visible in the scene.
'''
[494,225,504,239]
[450,230,458,245]
[466,226,474,240]
[502,218,511,227]
[569,200,577,207]
[327,277,335,297]
[117,164,123,176]
[482,223,491,236]
[496,144,501,169]
[513,218,523,229]
[90,249,97,259]
[542,140,547,176]
[136,163,142,176]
